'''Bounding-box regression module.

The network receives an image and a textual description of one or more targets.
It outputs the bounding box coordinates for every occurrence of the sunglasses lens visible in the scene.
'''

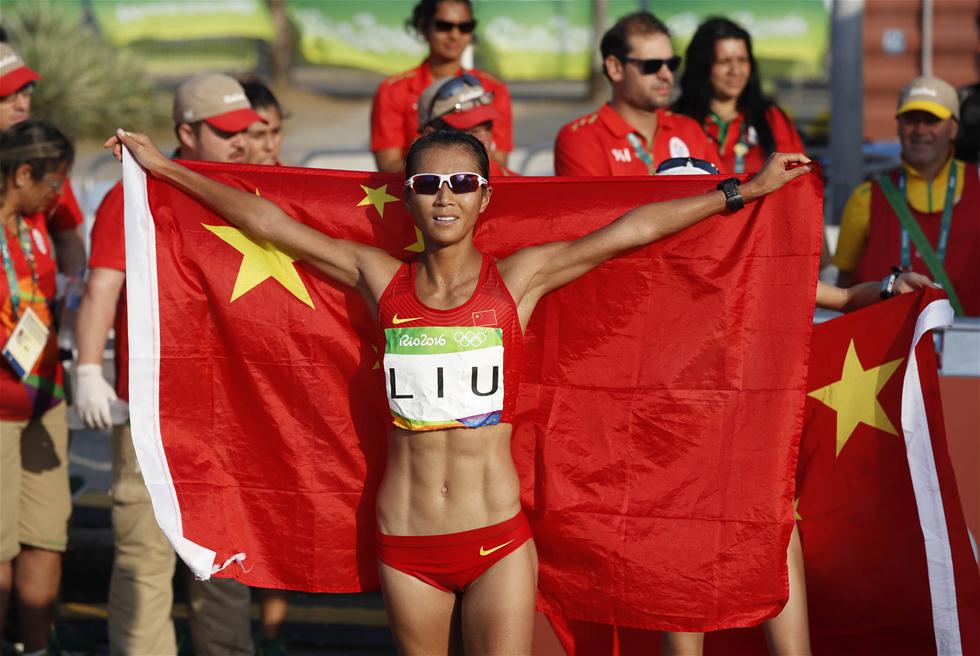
[433,20,476,33]
[412,175,442,195]
[635,57,681,74]
[449,174,480,193]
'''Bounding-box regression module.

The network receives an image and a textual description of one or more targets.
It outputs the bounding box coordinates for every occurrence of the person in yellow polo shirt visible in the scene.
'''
[834,76,979,315]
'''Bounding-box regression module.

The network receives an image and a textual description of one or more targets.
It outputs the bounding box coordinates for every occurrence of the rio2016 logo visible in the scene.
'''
[398,333,447,347]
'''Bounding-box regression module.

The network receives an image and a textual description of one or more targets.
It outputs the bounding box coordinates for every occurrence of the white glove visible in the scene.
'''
[75,363,117,430]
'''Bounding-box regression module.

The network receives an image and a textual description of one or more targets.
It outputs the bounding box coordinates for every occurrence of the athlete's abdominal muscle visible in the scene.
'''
[375,422,522,536]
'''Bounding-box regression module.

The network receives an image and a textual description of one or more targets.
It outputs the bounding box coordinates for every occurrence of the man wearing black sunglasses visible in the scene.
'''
[555,12,711,177]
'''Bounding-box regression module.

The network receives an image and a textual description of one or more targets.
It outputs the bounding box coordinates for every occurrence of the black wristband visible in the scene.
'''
[716,177,744,212]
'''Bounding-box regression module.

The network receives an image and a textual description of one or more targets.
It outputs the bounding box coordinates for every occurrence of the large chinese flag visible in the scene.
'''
[547,289,980,654]
[122,151,822,632]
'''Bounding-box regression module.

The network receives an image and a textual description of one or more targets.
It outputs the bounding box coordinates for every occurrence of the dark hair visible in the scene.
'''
[600,11,671,78]
[0,26,7,43]
[404,130,489,180]
[239,75,284,118]
[0,119,74,188]
[672,17,776,155]
[408,0,473,34]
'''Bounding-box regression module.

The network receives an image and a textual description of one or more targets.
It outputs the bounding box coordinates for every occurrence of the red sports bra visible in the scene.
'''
[377,253,523,432]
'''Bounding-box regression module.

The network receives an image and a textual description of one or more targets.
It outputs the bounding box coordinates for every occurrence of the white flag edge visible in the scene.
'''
[901,298,960,654]
[122,148,219,580]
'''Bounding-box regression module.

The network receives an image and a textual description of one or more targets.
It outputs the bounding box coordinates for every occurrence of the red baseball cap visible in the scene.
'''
[0,43,42,97]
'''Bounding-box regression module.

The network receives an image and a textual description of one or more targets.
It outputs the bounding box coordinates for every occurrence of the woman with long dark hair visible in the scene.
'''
[673,17,804,174]
[0,119,75,656]
[370,0,512,174]
[106,124,809,654]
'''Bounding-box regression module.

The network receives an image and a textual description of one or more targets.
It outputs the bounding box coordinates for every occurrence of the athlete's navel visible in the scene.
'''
[440,484,449,497]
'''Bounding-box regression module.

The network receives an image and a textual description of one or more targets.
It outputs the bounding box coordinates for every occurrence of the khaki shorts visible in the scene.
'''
[0,403,72,561]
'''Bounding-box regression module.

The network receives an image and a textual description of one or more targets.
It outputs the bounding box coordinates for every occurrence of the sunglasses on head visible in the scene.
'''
[619,55,682,75]
[405,172,487,195]
[433,19,477,33]
[655,157,720,175]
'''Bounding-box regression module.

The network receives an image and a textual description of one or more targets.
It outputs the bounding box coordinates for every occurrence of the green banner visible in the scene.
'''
[89,0,275,73]
[289,0,425,74]
[290,0,829,81]
[91,0,274,44]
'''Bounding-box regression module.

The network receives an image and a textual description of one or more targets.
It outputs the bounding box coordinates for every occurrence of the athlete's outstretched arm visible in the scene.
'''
[815,273,936,312]
[105,130,399,298]
[501,152,812,316]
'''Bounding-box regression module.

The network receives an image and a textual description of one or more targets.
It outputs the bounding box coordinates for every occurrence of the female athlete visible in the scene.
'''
[107,127,810,655]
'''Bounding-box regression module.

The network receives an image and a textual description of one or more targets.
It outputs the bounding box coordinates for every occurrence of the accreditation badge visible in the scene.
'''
[2,306,50,379]
[383,326,505,431]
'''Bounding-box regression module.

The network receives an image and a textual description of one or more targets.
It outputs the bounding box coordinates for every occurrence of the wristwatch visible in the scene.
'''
[879,267,902,299]
[716,177,744,212]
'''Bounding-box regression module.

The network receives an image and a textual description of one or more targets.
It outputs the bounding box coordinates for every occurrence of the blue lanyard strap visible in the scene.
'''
[625,132,657,175]
[0,217,38,322]
[897,164,957,268]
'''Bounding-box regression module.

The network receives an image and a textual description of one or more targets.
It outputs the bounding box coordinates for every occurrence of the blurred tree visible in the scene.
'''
[2,1,168,139]
[266,0,294,84]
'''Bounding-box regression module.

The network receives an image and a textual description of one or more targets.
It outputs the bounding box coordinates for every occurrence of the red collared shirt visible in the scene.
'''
[371,60,513,155]
[702,105,804,174]
[554,104,712,176]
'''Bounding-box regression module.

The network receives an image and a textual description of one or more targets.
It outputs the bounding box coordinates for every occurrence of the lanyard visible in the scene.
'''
[625,132,657,175]
[706,112,749,174]
[896,164,957,268]
[0,217,38,322]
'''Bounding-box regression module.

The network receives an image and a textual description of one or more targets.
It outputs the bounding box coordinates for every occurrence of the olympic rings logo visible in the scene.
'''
[454,331,487,348]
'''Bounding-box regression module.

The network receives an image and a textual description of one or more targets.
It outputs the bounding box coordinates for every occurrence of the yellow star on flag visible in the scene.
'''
[793,497,802,521]
[203,224,314,308]
[807,340,903,457]
[406,226,424,253]
[358,184,399,218]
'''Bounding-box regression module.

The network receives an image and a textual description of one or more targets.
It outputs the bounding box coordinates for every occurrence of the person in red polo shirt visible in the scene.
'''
[370,0,512,173]
[672,18,805,175]
[417,75,518,177]
[554,12,711,177]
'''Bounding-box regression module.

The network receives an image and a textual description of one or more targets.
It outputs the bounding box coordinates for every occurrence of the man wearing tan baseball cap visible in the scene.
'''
[835,74,979,316]
[171,72,266,164]
[75,73,260,656]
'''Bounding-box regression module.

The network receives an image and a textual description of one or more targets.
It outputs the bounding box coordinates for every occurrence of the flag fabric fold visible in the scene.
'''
[547,288,980,654]
[122,150,823,632]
